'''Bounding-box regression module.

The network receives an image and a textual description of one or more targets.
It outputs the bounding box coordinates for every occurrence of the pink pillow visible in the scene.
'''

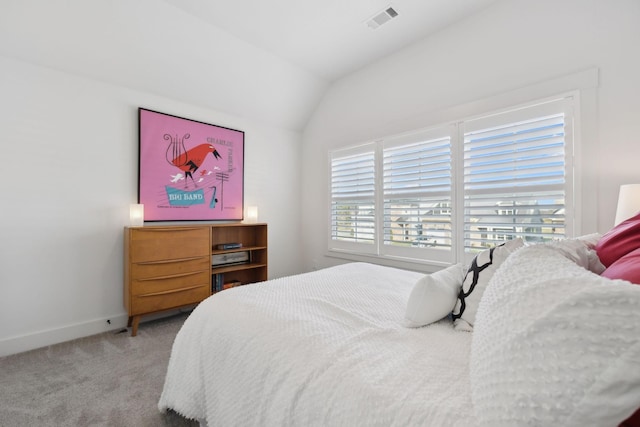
[601,248,640,284]
[596,212,640,267]
[619,406,640,427]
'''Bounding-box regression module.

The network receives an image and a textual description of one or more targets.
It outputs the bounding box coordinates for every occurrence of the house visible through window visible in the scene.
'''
[329,95,575,265]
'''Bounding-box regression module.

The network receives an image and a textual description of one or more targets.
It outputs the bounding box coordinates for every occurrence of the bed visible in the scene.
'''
[159,221,640,427]
[158,262,475,426]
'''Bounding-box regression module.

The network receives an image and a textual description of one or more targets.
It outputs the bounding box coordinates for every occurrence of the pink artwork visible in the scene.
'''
[138,108,244,221]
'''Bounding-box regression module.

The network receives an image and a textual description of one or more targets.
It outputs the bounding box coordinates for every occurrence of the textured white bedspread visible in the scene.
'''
[159,262,475,426]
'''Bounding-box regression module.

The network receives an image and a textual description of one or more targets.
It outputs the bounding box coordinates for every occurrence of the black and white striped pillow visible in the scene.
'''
[452,238,524,331]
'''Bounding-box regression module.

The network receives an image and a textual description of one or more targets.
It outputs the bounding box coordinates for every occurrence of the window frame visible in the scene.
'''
[327,79,592,268]
[328,143,378,255]
[380,126,456,264]
[457,96,575,264]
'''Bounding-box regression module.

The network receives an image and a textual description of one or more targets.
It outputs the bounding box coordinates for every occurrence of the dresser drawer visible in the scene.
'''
[131,270,210,296]
[131,256,209,280]
[129,227,209,263]
[130,284,210,315]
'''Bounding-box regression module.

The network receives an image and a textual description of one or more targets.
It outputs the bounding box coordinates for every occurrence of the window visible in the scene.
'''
[330,144,377,254]
[329,96,575,265]
[381,128,453,263]
[462,99,571,252]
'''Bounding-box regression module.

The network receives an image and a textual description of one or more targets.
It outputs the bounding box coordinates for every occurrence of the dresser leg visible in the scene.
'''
[130,316,140,337]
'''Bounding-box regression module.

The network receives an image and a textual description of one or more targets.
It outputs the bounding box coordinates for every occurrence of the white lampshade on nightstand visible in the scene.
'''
[130,204,144,226]
[615,184,640,225]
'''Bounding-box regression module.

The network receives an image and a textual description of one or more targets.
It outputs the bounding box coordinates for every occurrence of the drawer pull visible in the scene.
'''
[137,256,206,265]
[135,227,203,232]
[137,269,209,281]
[138,285,204,297]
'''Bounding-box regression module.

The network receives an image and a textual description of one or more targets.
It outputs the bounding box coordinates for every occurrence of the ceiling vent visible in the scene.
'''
[366,7,399,30]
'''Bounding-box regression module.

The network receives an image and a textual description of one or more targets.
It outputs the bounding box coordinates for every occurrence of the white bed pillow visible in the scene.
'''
[546,237,605,274]
[452,238,524,331]
[470,243,640,427]
[575,232,602,248]
[404,263,465,327]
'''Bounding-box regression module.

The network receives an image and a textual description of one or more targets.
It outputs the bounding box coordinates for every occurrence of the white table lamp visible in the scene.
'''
[245,206,258,223]
[130,204,144,226]
[615,184,640,225]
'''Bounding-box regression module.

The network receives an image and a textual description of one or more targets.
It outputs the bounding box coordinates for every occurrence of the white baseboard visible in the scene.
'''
[0,307,195,357]
[0,313,130,357]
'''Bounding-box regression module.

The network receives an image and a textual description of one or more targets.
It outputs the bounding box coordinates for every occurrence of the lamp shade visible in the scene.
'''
[245,206,258,223]
[615,184,640,225]
[130,204,144,226]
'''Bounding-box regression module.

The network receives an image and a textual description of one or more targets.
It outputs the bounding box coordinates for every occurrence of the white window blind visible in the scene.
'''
[327,95,576,265]
[462,98,571,251]
[382,131,453,260]
[330,145,376,252]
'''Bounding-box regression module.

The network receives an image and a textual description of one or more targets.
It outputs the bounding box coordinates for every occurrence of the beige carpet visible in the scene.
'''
[0,312,198,427]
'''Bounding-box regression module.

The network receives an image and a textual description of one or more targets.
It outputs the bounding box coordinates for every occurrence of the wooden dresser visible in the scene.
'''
[124,223,268,336]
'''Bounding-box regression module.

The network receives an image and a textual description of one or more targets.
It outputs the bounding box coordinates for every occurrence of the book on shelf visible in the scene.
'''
[213,273,223,293]
[212,273,242,293]
[223,280,242,290]
[216,242,243,250]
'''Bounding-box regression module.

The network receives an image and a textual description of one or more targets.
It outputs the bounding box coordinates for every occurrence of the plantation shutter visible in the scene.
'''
[329,144,377,253]
[462,98,572,252]
[381,128,454,262]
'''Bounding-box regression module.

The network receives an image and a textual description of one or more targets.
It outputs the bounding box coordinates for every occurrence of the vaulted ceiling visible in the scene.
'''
[0,0,500,130]
[162,0,500,82]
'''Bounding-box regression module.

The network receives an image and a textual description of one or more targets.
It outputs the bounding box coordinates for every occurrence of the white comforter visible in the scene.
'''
[159,262,475,426]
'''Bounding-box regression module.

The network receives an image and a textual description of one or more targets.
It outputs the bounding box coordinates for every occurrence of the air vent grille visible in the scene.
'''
[366,6,399,30]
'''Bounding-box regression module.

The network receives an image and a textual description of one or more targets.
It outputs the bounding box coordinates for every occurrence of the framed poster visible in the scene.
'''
[138,108,244,221]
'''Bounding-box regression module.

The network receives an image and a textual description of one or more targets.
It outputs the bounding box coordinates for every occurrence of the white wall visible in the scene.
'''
[3,0,639,357]
[301,0,640,272]
[0,0,321,357]
[0,56,303,356]
[0,0,327,132]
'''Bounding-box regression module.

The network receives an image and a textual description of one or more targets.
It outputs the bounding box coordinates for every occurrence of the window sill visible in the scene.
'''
[325,249,449,274]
